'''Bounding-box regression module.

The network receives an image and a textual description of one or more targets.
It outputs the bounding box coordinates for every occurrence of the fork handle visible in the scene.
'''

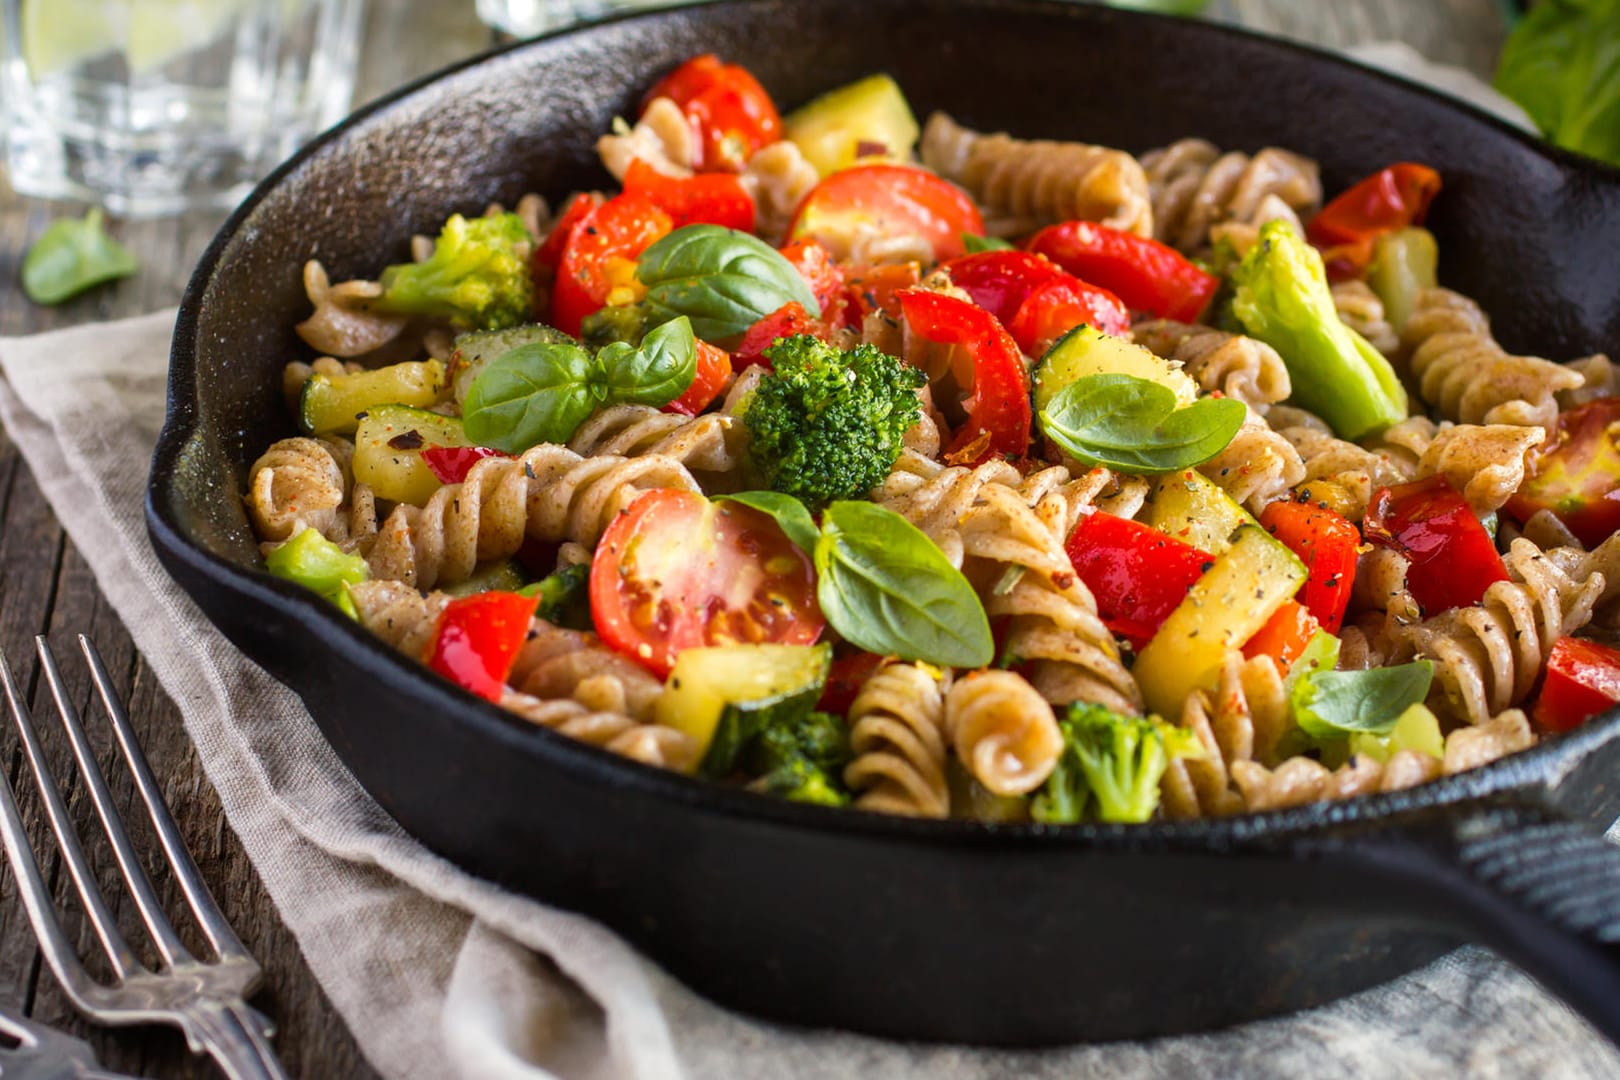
[186,1000,288,1080]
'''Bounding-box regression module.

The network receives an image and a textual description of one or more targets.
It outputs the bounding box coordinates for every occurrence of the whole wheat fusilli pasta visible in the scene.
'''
[1139,138,1320,255]
[945,670,1063,797]
[845,662,952,818]
[1132,320,1291,411]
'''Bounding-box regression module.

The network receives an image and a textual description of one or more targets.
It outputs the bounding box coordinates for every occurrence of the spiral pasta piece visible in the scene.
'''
[944,670,1063,797]
[1331,280,1399,358]
[1139,138,1321,255]
[919,112,1152,237]
[1559,353,1617,410]
[596,96,697,180]
[877,456,1142,712]
[507,620,666,723]
[1132,320,1291,411]
[500,689,699,772]
[1229,751,1444,813]
[1197,415,1305,514]
[1415,423,1545,515]
[566,405,743,479]
[247,436,375,549]
[844,662,952,818]
[1350,546,1420,624]
[1161,652,1287,819]
[1394,540,1605,723]
[295,260,413,359]
[366,446,699,589]
[740,140,821,245]
[348,579,451,659]
[1401,287,1583,429]
[1279,423,1413,522]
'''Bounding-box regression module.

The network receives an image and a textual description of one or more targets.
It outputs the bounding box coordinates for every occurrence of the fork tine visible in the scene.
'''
[78,635,252,963]
[36,637,195,971]
[0,644,141,989]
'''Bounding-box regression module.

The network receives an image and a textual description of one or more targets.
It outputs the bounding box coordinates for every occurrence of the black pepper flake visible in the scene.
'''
[388,429,425,450]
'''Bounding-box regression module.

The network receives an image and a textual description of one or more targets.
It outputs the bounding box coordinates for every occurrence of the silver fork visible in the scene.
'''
[0,636,288,1080]
[0,1003,142,1079]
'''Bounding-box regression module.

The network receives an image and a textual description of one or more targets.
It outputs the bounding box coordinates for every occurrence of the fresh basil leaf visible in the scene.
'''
[1494,0,1620,167]
[599,316,697,406]
[1284,630,1341,694]
[637,224,820,341]
[814,501,993,668]
[463,341,601,452]
[1038,373,1247,474]
[719,491,821,553]
[21,208,138,305]
[1290,661,1435,739]
[962,233,1015,253]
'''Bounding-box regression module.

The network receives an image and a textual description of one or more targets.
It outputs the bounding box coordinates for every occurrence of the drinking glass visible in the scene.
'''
[0,0,367,216]
[476,0,697,39]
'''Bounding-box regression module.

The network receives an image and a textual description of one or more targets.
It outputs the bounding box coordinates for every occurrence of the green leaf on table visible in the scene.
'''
[637,224,821,341]
[1037,372,1247,474]
[1290,660,1435,740]
[21,209,138,306]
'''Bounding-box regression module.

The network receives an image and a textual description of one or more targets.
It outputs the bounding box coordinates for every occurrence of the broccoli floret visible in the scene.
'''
[264,527,369,619]
[743,335,925,508]
[377,212,533,331]
[1031,704,1203,825]
[746,710,852,807]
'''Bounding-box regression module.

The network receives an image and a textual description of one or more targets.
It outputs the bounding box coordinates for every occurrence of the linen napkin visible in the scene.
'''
[1,305,1616,1080]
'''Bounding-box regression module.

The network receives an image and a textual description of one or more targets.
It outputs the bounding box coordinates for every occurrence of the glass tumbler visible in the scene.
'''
[476,0,697,38]
[0,0,367,216]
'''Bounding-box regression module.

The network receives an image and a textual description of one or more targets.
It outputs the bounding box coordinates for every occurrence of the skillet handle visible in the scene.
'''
[1332,804,1620,1041]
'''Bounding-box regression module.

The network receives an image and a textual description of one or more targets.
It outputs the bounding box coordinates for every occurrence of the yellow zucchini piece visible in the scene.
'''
[1133,525,1307,718]
[654,644,830,773]
[1033,325,1198,414]
[352,404,470,506]
[1145,469,1257,555]
[784,74,920,175]
[298,359,445,436]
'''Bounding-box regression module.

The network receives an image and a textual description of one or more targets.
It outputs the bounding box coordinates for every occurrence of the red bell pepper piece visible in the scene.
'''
[1306,163,1442,281]
[1241,599,1321,670]
[530,192,603,320]
[663,341,732,416]
[1007,276,1130,356]
[817,649,888,715]
[1365,476,1509,615]
[940,250,1064,325]
[733,302,830,370]
[422,446,510,485]
[1065,512,1213,650]
[622,159,755,231]
[779,239,845,313]
[427,591,541,702]
[896,288,1032,464]
[843,262,921,322]
[642,54,782,173]
[1504,397,1620,548]
[1534,636,1620,734]
[1025,220,1218,323]
[1258,500,1360,634]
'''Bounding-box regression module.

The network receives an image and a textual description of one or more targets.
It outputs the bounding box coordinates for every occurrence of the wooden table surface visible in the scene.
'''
[0,2,1506,1076]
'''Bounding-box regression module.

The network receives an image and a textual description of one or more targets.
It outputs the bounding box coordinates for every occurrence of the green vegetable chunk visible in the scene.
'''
[717,491,821,553]
[1290,661,1436,740]
[1231,220,1408,439]
[264,527,369,619]
[1494,0,1620,168]
[743,334,924,507]
[375,212,533,331]
[745,711,852,807]
[814,501,994,669]
[1348,703,1445,763]
[445,560,529,599]
[636,224,821,341]
[450,324,577,405]
[1031,704,1203,825]
[517,563,592,629]
[784,73,920,175]
[1038,373,1246,474]
[656,644,831,770]
[299,359,446,436]
[463,317,697,451]
[21,209,138,305]
[1367,227,1438,332]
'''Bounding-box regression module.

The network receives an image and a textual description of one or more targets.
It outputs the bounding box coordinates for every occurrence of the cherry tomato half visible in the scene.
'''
[590,490,823,677]
[1505,397,1620,549]
[789,164,984,265]
[643,54,782,173]
[551,194,674,337]
[663,341,732,416]
[622,158,755,231]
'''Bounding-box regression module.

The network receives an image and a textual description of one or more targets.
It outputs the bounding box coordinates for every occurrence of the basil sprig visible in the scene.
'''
[1290,660,1435,740]
[637,225,821,340]
[815,501,994,668]
[718,491,821,554]
[1038,373,1247,474]
[463,317,696,452]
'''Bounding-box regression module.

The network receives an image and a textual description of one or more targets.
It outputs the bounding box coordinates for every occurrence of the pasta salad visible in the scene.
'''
[247,55,1620,824]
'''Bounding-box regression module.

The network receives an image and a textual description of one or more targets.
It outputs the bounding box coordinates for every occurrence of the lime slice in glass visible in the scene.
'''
[20,0,122,79]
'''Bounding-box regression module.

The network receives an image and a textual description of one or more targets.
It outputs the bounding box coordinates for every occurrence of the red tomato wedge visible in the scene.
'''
[643,54,781,173]
[1306,163,1441,280]
[531,192,603,319]
[1258,500,1360,634]
[818,650,888,715]
[1065,511,1213,649]
[422,446,509,485]
[779,239,845,312]
[1365,476,1508,615]
[1504,397,1620,548]
[897,287,1031,464]
[427,592,540,702]
[789,164,984,265]
[1534,636,1620,734]
[1241,599,1321,671]
[1007,276,1130,355]
[733,302,831,370]
[941,250,1063,325]
[843,262,921,322]
[590,490,823,677]
[1025,220,1218,323]
[551,194,674,337]
[622,159,755,230]
[663,341,732,416]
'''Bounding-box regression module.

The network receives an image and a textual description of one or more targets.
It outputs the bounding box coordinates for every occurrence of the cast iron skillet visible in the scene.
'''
[148,0,1620,1047]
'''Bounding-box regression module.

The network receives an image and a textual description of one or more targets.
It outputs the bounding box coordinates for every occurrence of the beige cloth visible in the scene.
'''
[2,309,1617,1079]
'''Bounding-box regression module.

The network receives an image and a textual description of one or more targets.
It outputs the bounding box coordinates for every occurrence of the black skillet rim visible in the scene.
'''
[150,0,1620,855]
